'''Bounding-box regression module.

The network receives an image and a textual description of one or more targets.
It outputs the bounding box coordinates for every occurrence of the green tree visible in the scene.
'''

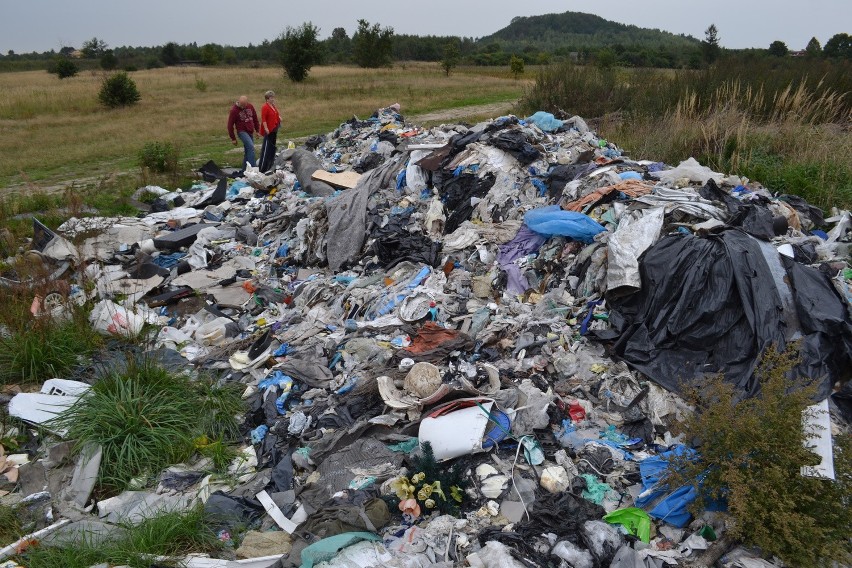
[81,37,108,58]
[768,40,788,57]
[48,57,78,79]
[161,42,180,66]
[280,22,322,82]
[441,41,460,76]
[824,32,852,58]
[509,54,524,79]
[701,23,721,64]
[805,36,822,57]
[200,43,222,66]
[595,47,617,69]
[99,72,141,108]
[326,27,351,63]
[100,49,118,70]
[352,19,394,68]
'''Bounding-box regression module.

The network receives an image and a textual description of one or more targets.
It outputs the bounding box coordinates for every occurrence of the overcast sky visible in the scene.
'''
[2,0,849,54]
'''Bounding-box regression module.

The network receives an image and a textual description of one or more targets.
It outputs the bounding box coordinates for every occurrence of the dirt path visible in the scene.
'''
[2,100,519,196]
[410,101,517,124]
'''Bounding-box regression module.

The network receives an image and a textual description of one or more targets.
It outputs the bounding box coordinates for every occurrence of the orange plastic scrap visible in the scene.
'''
[562,180,654,212]
[404,322,465,354]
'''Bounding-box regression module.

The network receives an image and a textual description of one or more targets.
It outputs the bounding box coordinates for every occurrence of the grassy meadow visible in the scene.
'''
[1,63,528,190]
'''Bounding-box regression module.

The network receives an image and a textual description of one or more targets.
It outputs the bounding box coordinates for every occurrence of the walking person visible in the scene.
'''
[227,95,260,172]
[258,90,282,173]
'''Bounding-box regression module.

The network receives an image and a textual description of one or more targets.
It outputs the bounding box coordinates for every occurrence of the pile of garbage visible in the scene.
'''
[1,105,851,568]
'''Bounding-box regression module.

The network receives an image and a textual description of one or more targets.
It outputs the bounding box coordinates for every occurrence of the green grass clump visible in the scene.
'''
[666,346,852,567]
[52,358,243,491]
[0,503,24,546]
[0,292,101,386]
[19,508,221,568]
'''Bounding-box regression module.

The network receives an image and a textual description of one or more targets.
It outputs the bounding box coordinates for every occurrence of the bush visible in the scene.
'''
[280,21,322,82]
[665,346,852,567]
[138,141,178,174]
[48,57,78,79]
[51,357,243,491]
[98,72,141,108]
[194,76,207,92]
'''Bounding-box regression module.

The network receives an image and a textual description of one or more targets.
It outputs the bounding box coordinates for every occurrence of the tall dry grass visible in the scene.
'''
[2,63,526,188]
[521,57,851,209]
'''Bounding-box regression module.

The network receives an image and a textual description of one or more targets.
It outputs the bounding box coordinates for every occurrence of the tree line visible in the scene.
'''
[2,20,850,79]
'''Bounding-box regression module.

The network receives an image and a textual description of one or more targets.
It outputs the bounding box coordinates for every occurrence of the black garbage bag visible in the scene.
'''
[779,194,824,227]
[699,180,777,240]
[600,229,852,400]
[353,152,385,173]
[547,162,596,200]
[489,130,541,165]
[372,225,442,269]
[204,491,264,531]
[437,172,496,234]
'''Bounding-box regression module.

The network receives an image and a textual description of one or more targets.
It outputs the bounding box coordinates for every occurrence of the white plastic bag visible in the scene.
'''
[89,300,145,337]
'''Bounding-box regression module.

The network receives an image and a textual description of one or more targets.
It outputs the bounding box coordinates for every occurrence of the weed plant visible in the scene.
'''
[665,347,852,567]
[51,357,243,491]
[0,503,23,546]
[0,260,101,385]
[138,141,179,175]
[18,508,221,568]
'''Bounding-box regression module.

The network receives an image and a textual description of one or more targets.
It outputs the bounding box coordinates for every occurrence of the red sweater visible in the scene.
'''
[227,103,260,141]
[260,102,281,136]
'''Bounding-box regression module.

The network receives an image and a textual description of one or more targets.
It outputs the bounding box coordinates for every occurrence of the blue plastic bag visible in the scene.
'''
[524,206,606,242]
[526,111,564,132]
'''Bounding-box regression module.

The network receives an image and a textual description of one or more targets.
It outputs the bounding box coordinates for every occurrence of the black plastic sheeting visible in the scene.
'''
[488,130,541,165]
[699,180,782,240]
[598,229,852,400]
[437,172,496,234]
[371,217,442,269]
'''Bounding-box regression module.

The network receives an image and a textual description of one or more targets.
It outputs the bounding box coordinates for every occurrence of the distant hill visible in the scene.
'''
[479,11,700,52]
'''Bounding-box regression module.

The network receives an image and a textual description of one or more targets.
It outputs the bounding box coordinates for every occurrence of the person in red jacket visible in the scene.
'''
[227,95,260,171]
[258,90,282,173]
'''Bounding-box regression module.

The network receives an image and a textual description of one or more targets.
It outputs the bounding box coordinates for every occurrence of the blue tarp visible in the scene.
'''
[524,205,607,242]
[635,446,725,528]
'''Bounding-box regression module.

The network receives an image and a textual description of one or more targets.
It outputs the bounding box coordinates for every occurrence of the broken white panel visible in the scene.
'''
[255,490,298,533]
[802,398,834,479]
[8,380,91,434]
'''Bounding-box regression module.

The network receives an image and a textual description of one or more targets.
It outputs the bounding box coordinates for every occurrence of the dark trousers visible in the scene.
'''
[259,127,279,173]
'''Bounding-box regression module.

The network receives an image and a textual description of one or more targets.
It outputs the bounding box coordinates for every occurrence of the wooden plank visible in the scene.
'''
[310,169,362,189]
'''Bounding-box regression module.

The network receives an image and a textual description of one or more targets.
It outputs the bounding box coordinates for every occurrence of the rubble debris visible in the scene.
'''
[0,102,849,568]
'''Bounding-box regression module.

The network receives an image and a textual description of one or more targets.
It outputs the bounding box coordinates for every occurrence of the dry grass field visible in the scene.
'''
[1,63,529,190]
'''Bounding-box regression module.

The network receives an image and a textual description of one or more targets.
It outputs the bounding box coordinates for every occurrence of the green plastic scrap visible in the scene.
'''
[300,532,380,568]
[581,473,612,505]
[387,438,419,453]
[294,446,311,460]
[698,524,717,541]
[844,268,852,280]
[604,507,652,543]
